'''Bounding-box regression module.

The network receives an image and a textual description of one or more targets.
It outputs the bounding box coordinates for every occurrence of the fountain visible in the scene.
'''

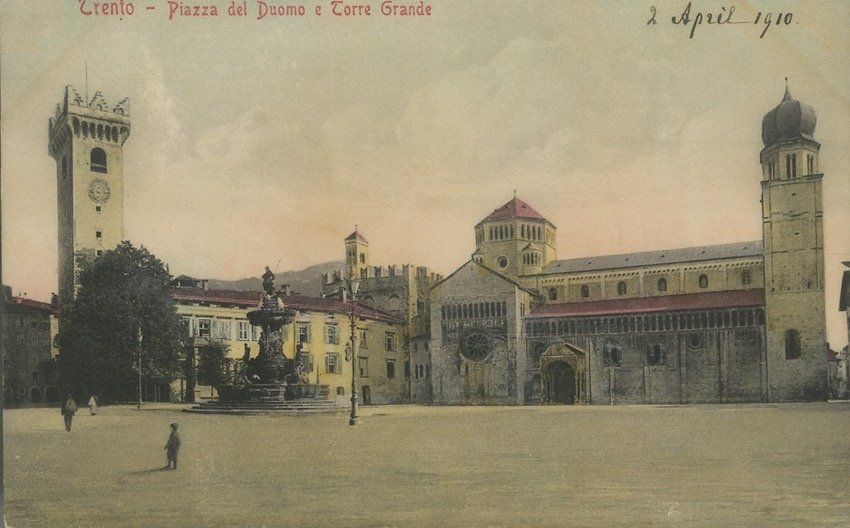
[186,267,335,414]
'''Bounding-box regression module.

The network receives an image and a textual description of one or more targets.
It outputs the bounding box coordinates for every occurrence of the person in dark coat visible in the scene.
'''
[61,394,77,432]
[164,423,181,469]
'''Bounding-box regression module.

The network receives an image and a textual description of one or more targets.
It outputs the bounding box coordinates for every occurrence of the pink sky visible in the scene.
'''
[2,1,848,347]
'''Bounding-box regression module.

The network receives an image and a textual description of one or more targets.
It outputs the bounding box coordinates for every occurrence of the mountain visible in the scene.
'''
[207,261,344,297]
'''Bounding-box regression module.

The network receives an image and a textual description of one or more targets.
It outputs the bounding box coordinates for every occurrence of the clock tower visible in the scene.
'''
[48,86,131,306]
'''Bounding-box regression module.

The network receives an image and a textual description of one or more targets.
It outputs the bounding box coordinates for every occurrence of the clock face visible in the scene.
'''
[88,178,111,204]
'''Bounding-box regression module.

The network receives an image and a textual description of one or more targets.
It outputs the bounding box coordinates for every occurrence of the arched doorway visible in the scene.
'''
[546,361,576,404]
[540,342,588,405]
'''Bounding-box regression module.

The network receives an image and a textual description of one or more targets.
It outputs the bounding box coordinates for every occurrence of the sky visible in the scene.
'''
[1,0,848,347]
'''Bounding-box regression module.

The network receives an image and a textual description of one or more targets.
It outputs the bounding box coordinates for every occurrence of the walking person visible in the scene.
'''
[88,395,98,416]
[164,423,181,470]
[61,394,77,432]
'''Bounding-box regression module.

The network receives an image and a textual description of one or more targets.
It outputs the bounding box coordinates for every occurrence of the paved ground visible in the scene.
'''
[4,402,850,527]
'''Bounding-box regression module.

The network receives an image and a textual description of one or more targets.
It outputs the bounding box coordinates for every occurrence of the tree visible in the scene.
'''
[197,342,230,398]
[58,242,184,403]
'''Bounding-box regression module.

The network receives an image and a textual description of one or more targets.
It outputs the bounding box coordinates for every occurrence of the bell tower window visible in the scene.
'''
[785,153,797,179]
[699,274,708,289]
[91,148,107,173]
[617,282,627,296]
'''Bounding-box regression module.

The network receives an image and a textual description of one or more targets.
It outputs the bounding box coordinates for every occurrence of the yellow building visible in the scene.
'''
[170,277,405,404]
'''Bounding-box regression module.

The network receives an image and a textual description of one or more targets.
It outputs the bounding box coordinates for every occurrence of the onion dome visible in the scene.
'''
[761,84,817,147]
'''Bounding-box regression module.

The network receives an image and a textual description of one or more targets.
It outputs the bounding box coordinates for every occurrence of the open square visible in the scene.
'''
[4,403,850,527]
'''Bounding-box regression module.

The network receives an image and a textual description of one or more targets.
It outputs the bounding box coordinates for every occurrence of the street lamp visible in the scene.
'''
[346,275,361,426]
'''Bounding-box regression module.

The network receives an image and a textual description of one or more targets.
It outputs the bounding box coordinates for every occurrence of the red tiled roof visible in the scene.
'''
[169,287,400,324]
[345,230,368,243]
[478,197,546,224]
[527,289,765,319]
[10,296,56,314]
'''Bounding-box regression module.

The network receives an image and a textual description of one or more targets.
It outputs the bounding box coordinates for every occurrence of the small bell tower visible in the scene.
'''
[345,227,369,279]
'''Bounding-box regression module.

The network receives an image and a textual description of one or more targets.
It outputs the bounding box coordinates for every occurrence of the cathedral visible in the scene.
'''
[429,86,828,405]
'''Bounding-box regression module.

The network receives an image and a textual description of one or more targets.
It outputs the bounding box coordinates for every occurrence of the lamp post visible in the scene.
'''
[137,325,142,409]
[346,275,361,426]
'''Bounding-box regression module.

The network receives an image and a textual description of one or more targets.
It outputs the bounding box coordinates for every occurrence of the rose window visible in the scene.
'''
[461,331,491,361]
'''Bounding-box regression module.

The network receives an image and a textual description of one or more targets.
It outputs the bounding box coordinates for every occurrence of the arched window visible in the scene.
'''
[784,329,801,360]
[548,288,557,301]
[657,277,667,292]
[742,270,751,286]
[603,343,622,367]
[617,281,627,296]
[90,148,107,173]
[580,285,589,298]
[699,274,708,289]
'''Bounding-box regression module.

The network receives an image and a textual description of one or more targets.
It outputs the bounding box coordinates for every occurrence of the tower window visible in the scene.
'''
[617,281,627,296]
[90,148,107,173]
[806,154,814,175]
[785,153,797,179]
[784,329,801,360]
[548,288,557,301]
[657,277,667,292]
[359,253,365,264]
[742,270,752,286]
[95,206,102,212]
[580,285,590,298]
[497,256,508,269]
[95,230,102,239]
[698,274,708,289]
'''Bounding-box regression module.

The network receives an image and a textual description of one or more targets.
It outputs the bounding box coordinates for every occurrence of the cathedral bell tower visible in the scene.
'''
[48,86,130,306]
[760,84,827,400]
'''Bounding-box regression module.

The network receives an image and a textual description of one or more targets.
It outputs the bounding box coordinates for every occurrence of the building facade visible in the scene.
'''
[322,230,442,401]
[2,287,61,406]
[171,280,407,404]
[429,86,829,405]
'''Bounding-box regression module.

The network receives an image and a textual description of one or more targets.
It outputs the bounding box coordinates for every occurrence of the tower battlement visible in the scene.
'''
[49,86,130,158]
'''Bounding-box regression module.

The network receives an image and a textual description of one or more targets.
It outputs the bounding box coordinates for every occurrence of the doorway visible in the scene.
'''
[546,360,576,404]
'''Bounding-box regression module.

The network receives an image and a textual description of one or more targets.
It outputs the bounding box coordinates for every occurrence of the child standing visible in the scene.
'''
[164,423,181,469]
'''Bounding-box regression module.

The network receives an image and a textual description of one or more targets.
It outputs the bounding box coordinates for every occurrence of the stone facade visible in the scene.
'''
[2,286,61,406]
[429,261,534,405]
[49,86,130,307]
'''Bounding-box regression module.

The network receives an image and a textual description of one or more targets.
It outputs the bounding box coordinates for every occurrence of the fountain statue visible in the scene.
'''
[217,266,328,403]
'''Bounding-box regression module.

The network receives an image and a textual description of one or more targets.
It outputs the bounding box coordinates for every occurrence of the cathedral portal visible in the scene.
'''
[540,343,587,404]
